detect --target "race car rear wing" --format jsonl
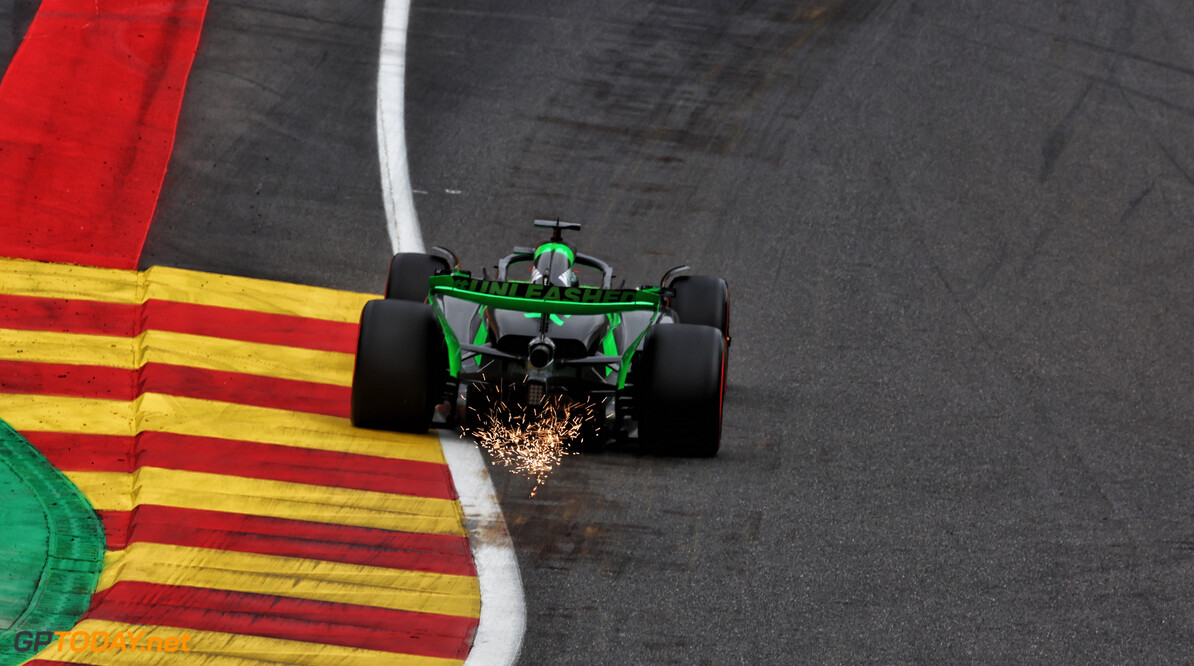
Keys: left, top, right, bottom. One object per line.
{"left": 427, "top": 272, "right": 665, "bottom": 383}
{"left": 427, "top": 273, "right": 662, "bottom": 315}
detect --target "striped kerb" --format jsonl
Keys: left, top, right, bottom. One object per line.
{"left": 0, "top": 257, "right": 479, "bottom": 665}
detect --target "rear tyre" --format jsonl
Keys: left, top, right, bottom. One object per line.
{"left": 668, "top": 275, "right": 729, "bottom": 338}
{"left": 386, "top": 253, "right": 450, "bottom": 302}
{"left": 637, "top": 324, "right": 726, "bottom": 457}
{"left": 351, "top": 299, "right": 447, "bottom": 432}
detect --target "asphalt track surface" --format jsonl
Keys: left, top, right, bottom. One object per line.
{"left": 0, "top": 1, "right": 35, "bottom": 78}
{"left": 8, "top": 0, "right": 1194, "bottom": 663}
{"left": 140, "top": 0, "right": 395, "bottom": 290}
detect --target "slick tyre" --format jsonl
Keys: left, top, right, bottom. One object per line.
{"left": 385, "top": 253, "right": 450, "bottom": 302}
{"left": 637, "top": 323, "right": 726, "bottom": 457}
{"left": 668, "top": 275, "right": 729, "bottom": 337}
{"left": 351, "top": 299, "right": 446, "bottom": 432}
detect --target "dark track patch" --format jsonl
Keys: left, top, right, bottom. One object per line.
{"left": 0, "top": 0, "right": 39, "bottom": 81}
{"left": 140, "top": 0, "right": 393, "bottom": 292}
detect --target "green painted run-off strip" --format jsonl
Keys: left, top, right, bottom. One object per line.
{"left": 0, "top": 419, "right": 104, "bottom": 665}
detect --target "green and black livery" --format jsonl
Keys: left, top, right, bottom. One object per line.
{"left": 350, "top": 219, "right": 730, "bottom": 456}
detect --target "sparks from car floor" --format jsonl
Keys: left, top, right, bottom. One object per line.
{"left": 464, "top": 379, "right": 599, "bottom": 495}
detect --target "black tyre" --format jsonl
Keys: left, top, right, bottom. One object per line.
{"left": 669, "top": 275, "right": 729, "bottom": 338}
{"left": 351, "top": 299, "right": 447, "bottom": 432}
{"left": 636, "top": 323, "right": 726, "bottom": 456}
{"left": 385, "top": 253, "right": 450, "bottom": 302}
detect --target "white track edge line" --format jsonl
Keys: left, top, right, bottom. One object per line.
{"left": 377, "top": 2, "right": 526, "bottom": 664}
{"left": 378, "top": 0, "right": 424, "bottom": 253}
{"left": 440, "top": 433, "right": 527, "bottom": 666}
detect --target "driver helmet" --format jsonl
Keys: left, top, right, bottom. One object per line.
{"left": 531, "top": 243, "right": 578, "bottom": 287}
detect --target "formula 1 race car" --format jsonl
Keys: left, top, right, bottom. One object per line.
{"left": 350, "top": 219, "right": 730, "bottom": 456}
